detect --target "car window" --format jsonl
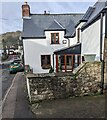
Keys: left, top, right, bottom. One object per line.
{"left": 14, "top": 62, "right": 18, "bottom": 65}
{"left": 13, "top": 60, "right": 21, "bottom": 63}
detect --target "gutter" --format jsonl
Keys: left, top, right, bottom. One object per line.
{"left": 22, "top": 36, "right": 46, "bottom": 39}
{"left": 81, "top": 7, "right": 107, "bottom": 32}
{"left": 81, "top": 14, "right": 100, "bottom": 31}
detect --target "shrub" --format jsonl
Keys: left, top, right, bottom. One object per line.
{"left": 49, "top": 66, "right": 54, "bottom": 73}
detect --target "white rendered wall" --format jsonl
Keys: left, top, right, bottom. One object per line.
{"left": 70, "top": 22, "right": 85, "bottom": 46}
{"left": 23, "top": 31, "right": 69, "bottom": 73}
{"left": 81, "top": 16, "right": 105, "bottom": 61}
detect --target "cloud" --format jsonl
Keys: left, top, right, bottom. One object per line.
{"left": 1, "top": 0, "right": 98, "bottom": 2}
{"left": 0, "top": 1, "right": 97, "bottom": 34}
{"left": 30, "top": 2, "right": 95, "bottom": 14}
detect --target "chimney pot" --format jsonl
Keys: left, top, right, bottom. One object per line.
{"left": 24, "top": 1, "right": 27, "bottom": 4}
{"left": 44, "top": 11, "right": 46, "bottom": 14}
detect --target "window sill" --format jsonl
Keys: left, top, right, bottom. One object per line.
{"left": 50, "top": 43, "right": 60, "bottom": 45}
{"left": 41, "top": 65, "right": 51, "bottom": 69}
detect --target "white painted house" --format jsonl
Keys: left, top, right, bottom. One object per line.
{"left": 80, "top": 1, "right": 107, "bottom": 61}
{"left": 22, "top": 2, "right": 84, "bottom": 73}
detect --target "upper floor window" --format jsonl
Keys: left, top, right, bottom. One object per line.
{"left": 51, "top": 33, "right": 59, "bottom": 44}
{"left": 77, "top": 28, "right": 80, "bottom": 43}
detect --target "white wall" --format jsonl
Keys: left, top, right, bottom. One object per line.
{"left": 81, "top": 15, "right": 105, "bottom": 61}
{"left": 23, "top": 30, "right": 70, "bottom": 73}
{"left": 70, "top": 22, "right": 85, "bottom": 46}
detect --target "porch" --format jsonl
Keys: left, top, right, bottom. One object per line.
{"left": 54, "top": 43, "right": 81, "bottom": 72}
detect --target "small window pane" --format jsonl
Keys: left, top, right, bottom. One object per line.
{"left": 51, "top": 34, "right": 54, "bottom": 44}
{"left": 75, "top": 55, "right": 78, "bottom": 63}
{"left": 60, "top": 55, "right": 64, "bottom": 65}
{"left": 56, "top": 33, "right": 59, "bottom": 43}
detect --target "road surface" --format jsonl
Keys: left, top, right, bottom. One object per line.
{"left": 2, "top": 72, "right": 36, "bottom": 118}
{"left": 2, "top": 65, "right": 15, "bottom": 99}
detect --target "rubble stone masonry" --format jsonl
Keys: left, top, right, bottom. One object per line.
{"left": 104, "top": 38, "right": 107, "bottom": 87}
{"left": 27, "top": 62, "right": 104, "bottom": 103}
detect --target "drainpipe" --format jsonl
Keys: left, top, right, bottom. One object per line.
{"left": 100, "top": 12, "right": 104, "bottom": 94}
{"left": 100, "top": 12, "right": 103, "bottom": 61}
{"left": 67, "top": 38, "right": 70, "bottom": 47}
{"left": 52, "top": 54, "right": 54, "bottom": 71}
{"left": 105, "top": 9, "right": 107, "bottom": 38}
{"left": 104, "top": 9, "right": 107, "bottom": 90}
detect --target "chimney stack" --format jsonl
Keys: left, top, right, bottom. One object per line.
{"left": 22, "top": 2, "right": 30, "bottom": 18}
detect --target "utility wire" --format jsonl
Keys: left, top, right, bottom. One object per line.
{"left": 0, "top": 18, "right": 22, "bottom": 20}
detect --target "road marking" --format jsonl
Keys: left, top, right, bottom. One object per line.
{"left": 2, "top": 73, "right": 17, "bottom": 109}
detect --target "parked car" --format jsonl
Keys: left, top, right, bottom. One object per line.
{"left": 9, "top": 59, "right": 24, "bottom": 74}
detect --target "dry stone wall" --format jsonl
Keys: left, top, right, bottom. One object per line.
{"left": 27, "top": 62, "right": 103, "bottom": 103}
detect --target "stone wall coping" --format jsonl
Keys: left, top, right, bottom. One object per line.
{"left": 73, "top": 61, "right": 101, "bottom": 75}
{"left": 73, "top": 62, "right": 86, "bottom": 75}
{"left": 26, "top": 61, "right": 101, "bottom": 79}
{"left": 26, "top": 73, "right": 55, "bottom": 78}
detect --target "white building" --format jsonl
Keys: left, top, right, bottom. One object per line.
{"left": 22, "top": 2, "right": 84, "bottom": 73}
{"left": 80, "top": 1, "right": 107, "bottom": 61}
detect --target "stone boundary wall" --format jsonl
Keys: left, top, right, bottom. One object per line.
{"left": 27, "top": 62, "right": 102, "bottom": 103}
{"left": 104, "top": 38, "right": 107, "bottom": 87}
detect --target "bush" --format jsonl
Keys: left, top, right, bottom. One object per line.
{"left": 49, "top": 66, "right": 54, "bottom": 73}
{"left": 1, "top": 54, "right": 8, "bottom": 61}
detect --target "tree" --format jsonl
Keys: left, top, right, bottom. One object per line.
{"left": 2, "top": 39, "right": 7, "bottom": 55}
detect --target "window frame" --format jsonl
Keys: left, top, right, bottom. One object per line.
{"left": 51, "top": 33, "right": 59, "bottom": 44}
{"left": 41, "top": 55, "right": 51, "bottom": 69}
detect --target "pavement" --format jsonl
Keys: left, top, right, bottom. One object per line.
{"left": 1, "top": 71, "right": 106, "bottom": 119}
{"left": 2, "top": 72, "right": 36, "bottom": 118}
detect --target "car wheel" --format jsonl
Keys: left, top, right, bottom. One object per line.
{"left": 10, "top": 71, "right": 12, "bottom": 74}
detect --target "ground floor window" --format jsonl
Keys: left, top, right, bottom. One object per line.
{"left": 74, "top": 55, "right": 81, "bottom": 68}
{"left": 60, "top": 55, "right": 72, "bottom": 70}
{"left": 41, "top": 55, "right": 51, "bottom": 69}
{"left": 56, "top": 54, "right": 81, "bottom": 72}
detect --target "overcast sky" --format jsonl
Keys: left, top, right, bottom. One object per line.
{"left": 0, "top": 1, "right": 98, "bottom": 34}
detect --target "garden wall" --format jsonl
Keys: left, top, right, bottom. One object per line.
{"left": 26, "top": 62, "right": 104, "bottom": 103}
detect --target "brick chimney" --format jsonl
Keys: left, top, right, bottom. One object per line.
{"left": 22, "top": 2, "right": 30, "bottom": 17}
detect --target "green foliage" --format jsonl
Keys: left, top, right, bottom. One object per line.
{"left": 0, "top": 31, "right": 22, "bottom": 49}
{"left": 1, "top": 53, "right": 8, "bottom": 61}
{"left": 49, "top": 66, "right": 54, "bottom": 73}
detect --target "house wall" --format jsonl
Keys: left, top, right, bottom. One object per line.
{"left": 70, "top": 22, "right": 85, "bottom": 46}
{"left": 23, "top": 31, "right": 69, "bottom": 73}
{"left": 81, "top": 16, "right": 105, "bottom": 61}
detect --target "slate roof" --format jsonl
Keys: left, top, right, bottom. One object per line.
{"left": 81, "top": 0, "right": 107, "bottom": 30}
{"left": 45, "top": 19, "right": 65, "bottom": 31}
{"left": 81, "top": 7, "right": 95, "bottom": 21}
{"left": 75, "top": 7, "right": 95, "bottom": 27}
{"left": 54, "top": 43, "right": 81, "bottom": 55}
{"left": 22, "top": 14, "right": 83, "bottom": 38}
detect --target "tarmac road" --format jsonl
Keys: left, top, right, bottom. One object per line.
{"left": 2, "top": 65, "right": 15, "bottom": 99}
{"left": 2, "top": 72, "right": 36, "bottom": 118}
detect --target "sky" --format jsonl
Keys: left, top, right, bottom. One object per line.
{"left": 0, "top": 0, "right": 98, "bottom": 34}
